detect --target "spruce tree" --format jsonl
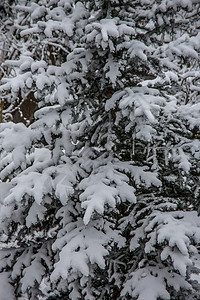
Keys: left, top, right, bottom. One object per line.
{"left": 0, "top": 0, "right": 200, "bottom": 299}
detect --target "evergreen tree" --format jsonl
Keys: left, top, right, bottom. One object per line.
{"left": 0, "top": 0, "right": 200, "bottom": 299}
